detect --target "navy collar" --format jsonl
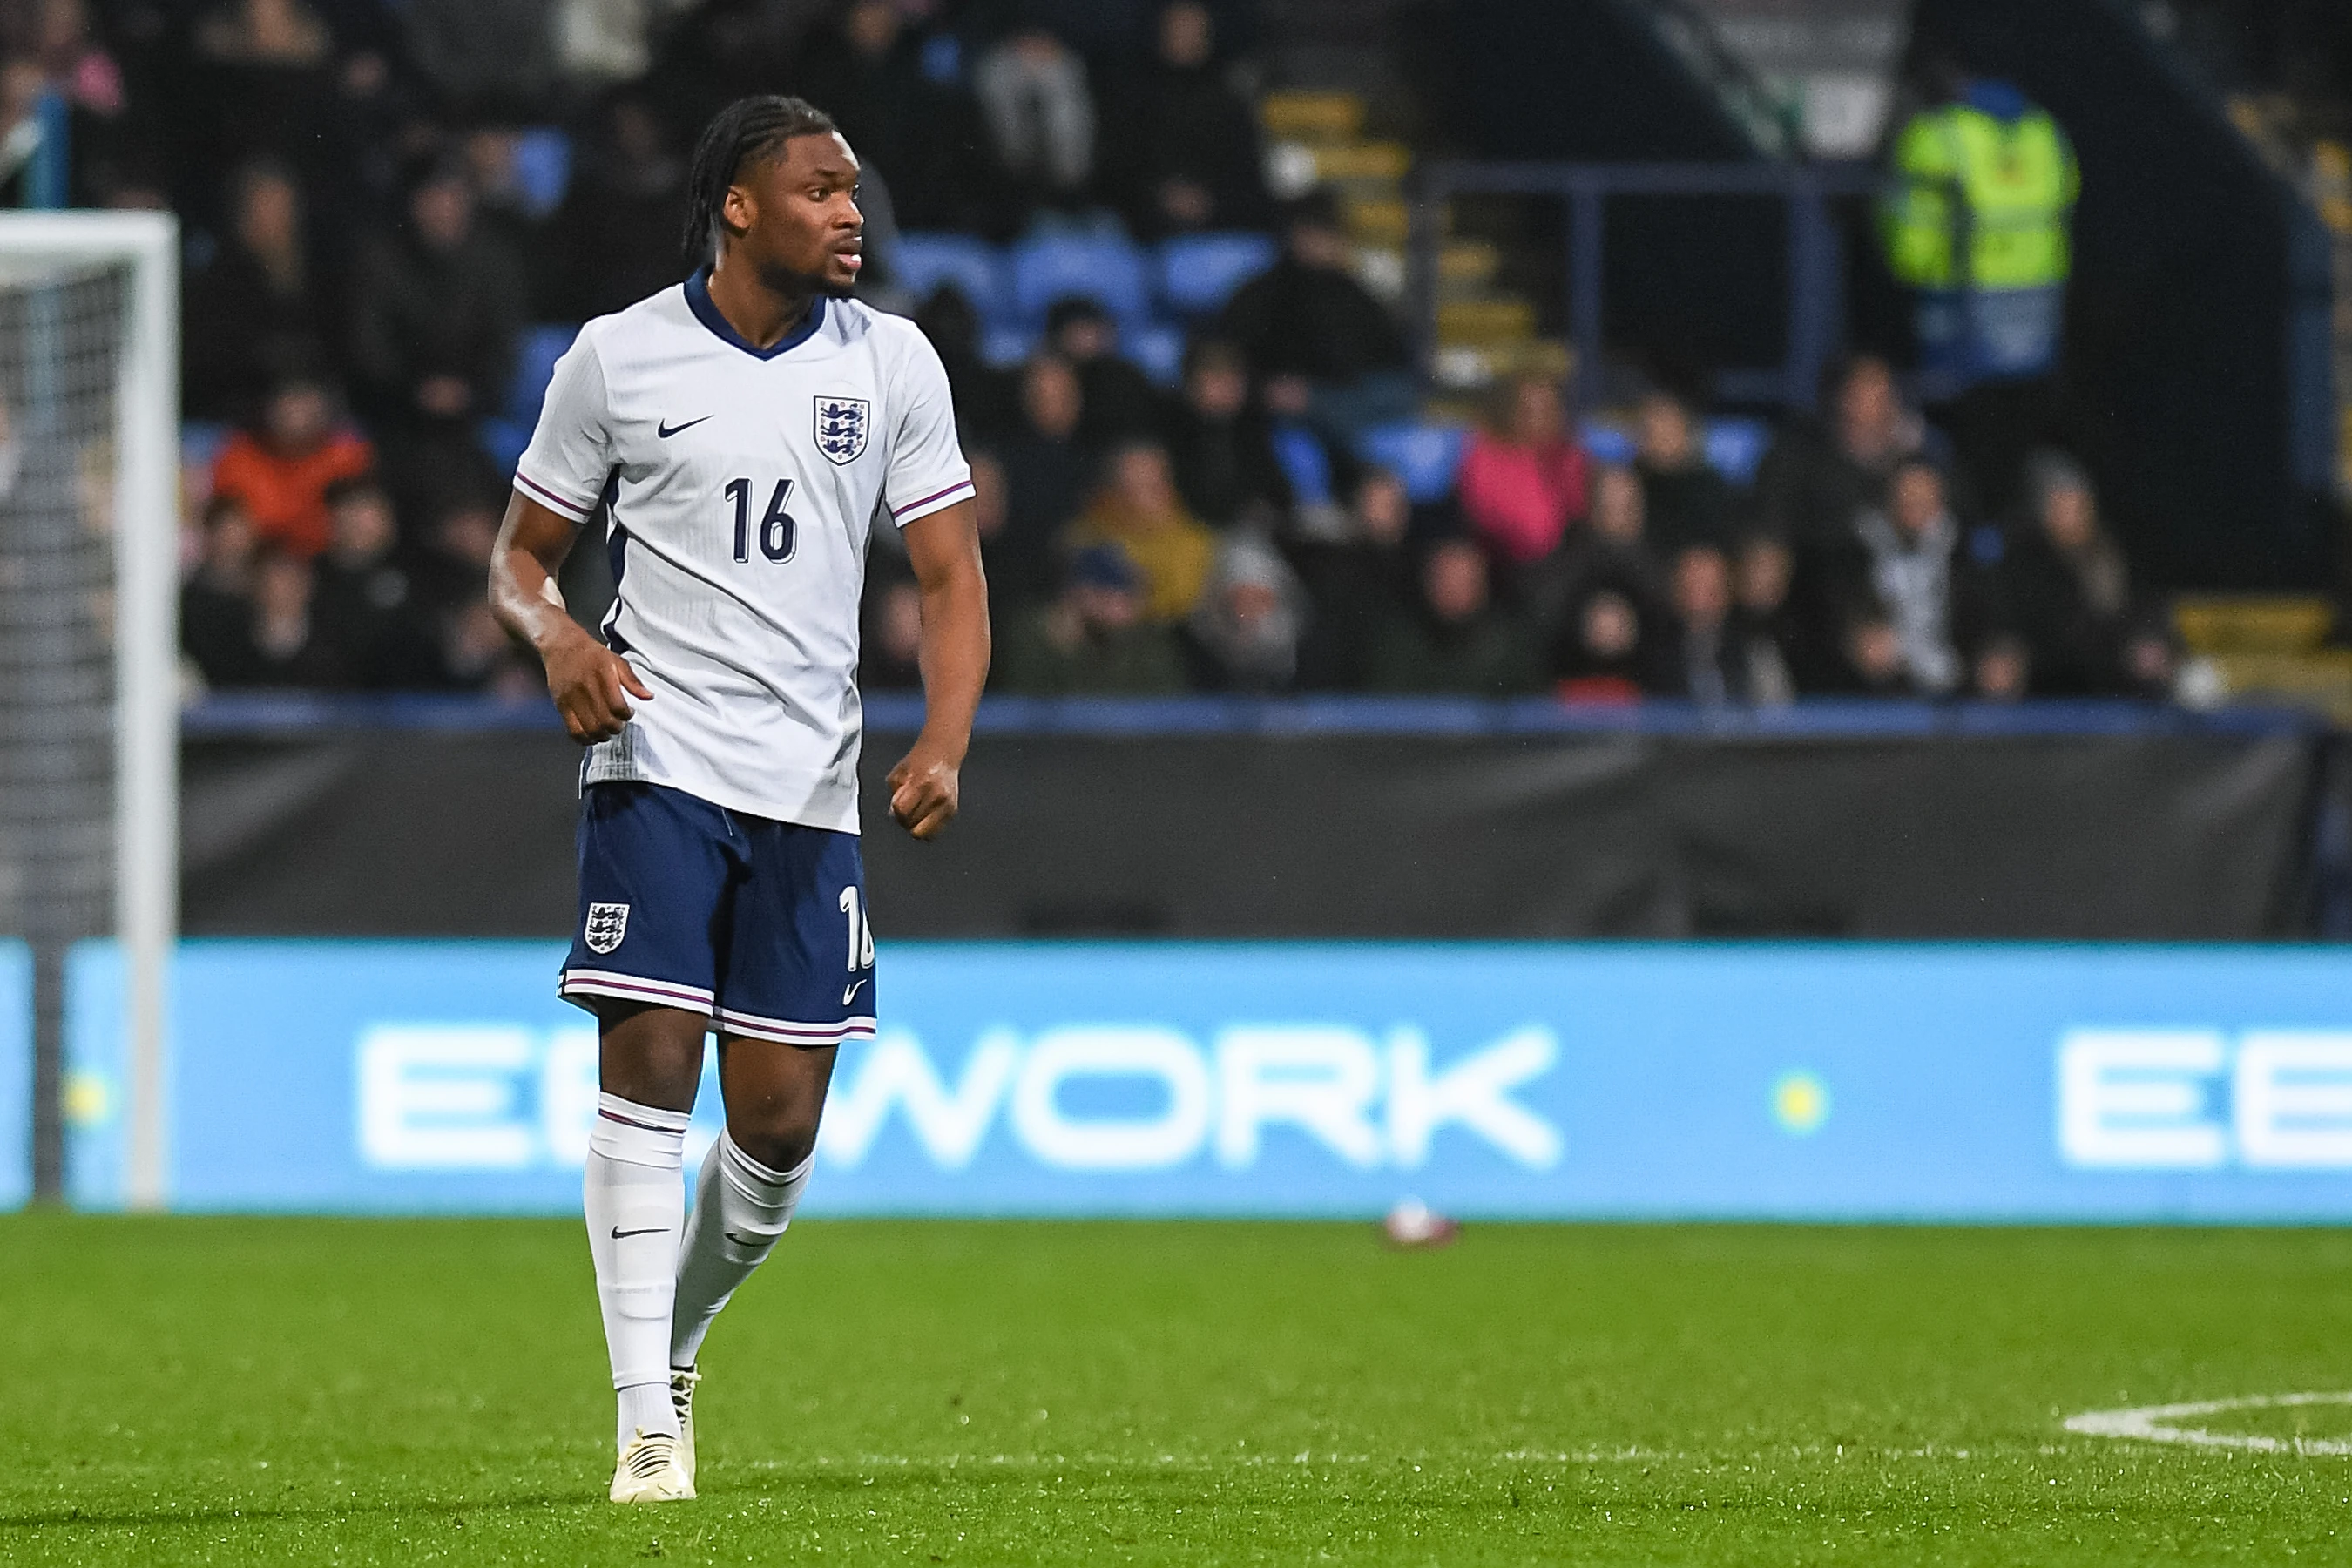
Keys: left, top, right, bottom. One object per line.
{"left": 684, "top": 267, "right": 828, "bottom": 360}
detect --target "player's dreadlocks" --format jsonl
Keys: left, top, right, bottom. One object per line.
{"left": 682, "top": 95, "right": 840, "bottom": 267}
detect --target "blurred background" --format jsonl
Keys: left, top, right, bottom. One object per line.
{"left": 9, "top": 0, "right": 2352, "bottom": 1218}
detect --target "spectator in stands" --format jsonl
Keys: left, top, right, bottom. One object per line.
{"left": 972, "top": 16, "right": 1095, "bottom": 219}
{"left": 860, "top": 572, "right": 927, "bottom": 691}
{"left": 240, "top": 542, "right": 341, "bottom": 686}
{"left": 1186, "top": 530, "right": 1306, "bottom": 692}
{"left": 408, "top": 490, "right": 503, "bottom": 625}
{"left": 1292, "top": 465, "right": 1414, "bottom": 689}
{"left": 350, "top": 158, "right": 526, "bottom": 504}
{"left": 642, "top": 0, "right": 810, "bottom": 153}
{"left": 1554, "top": 463, "right": 1666, "bottom": 611}
{"left": 2000, "top": 450, "right": 2175, "bottom": 697}
{"left": 187, "top": 0, "right": 338, "bottom": 189}
{"left": 1633, "top": 388, "right": 1731, "bottom": 558}
{"left": 1846, "top": 456, "right": 2000, "bottom": 696}
{"left": 312, "top": 476, "right": 438, "bottom": 687}
{"left": 1260, "top": 371, "right": 1354, "bottom": 539}
{"left": 995, "top": 354, "right": 1094, "bottom": 608}
{"left": 183, "top": 159, "right": 328, "bottom": 421}
{"left": 1105, "top": 0, "right": 1271, "bottom": 239}
{"left": 997, "top": 543, "right": 1187, "bottom": 695}
{"left": 798, "top": 0, "right": 972, "bottom": 231}
{"left": 1754, "top": 355, "right": 1943, "bottom": 547}
{"left": 1217, "top": 188, "right": 1414, "bottom": 436}
{"left": 1458, "top": 374, "right": 1591, "bottom": 580}
{"left": 1368, "top": 537, "right": 1541, "bottom": 696}
{"left": 1657, "top": 544, "right": 1766, "bottom": 704}
{"left": 1064, "top": 440, "right": 1217, "bottom": 622}
{"left": 1727, "top": 534, "right": 1801, "bottom": 703}
{"left": 352, "top": 159, "right": 526, "bottom": 425}
{"left": 180, "top": 493, "right": 260, "bottom": 687}
{"left": 1550, "top": 584, "right": 1659, "bottom": 704}
{"left": 1046, "top": 296, "right": 1163, "bottom": 445}
{"left": 402, "top": 0, "right": 558, "bottom": 118}
{"left": 551, "top": 0, "right": 679, "bottom": 86}
{"left": 208, "top": 375, "right": 375, "bottom": 558}
{"left": 461, "top": 124, "right": 554, "bottom": 311}
{"left": 1163, "top": 337, "right": 1288, "bottom": 531}
{"left": 551, "top": 93, "right": 693, "bottom": 321}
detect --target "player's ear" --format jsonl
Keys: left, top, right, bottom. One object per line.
{"left": 720, "top": 181, "right": 757, "bottom": 240}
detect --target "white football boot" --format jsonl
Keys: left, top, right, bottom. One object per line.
{"left": 670, "top": 1366, "right": 702, "bottom": 1487}
{"left": 609, "top": 1429, "right": 695, "bottom": 1504}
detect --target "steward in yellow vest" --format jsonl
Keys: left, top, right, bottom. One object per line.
{"left": 1882, "top": 79, "right": 2078, "bottom": 386}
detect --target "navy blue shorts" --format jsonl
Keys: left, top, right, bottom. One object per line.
{"left": 558, "top": 782, "right": 876, "bottom": 1047}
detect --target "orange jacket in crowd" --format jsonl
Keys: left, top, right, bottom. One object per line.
{"left": 208, "top": 428, "right": 375, "bottom": 558}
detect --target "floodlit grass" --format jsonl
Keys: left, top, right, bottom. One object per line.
{"left": 6, "top": 1215, "right": 2352, "bottom": 1564}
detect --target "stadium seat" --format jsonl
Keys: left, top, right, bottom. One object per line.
{"left": 507, "top": 324, "right": 579, "bottom": 423}
{"left": 1701, "top": 416, "right": 1772, "bottom": 486}
{"left": 891, "top": 233, "right": 1008, "bottom": 320}
{"left": 1008, "top": 233, "right": 1151, "bottom": 328}
{"left": 982, "top": 322, "right": 1038, "bottom": 368}
{"left": 511, "top": 129, "right": 572, "bottom": 218}
{"left": 1157, "top": 233, "right": 1277, "bottom": 319}
{"left": 1123, "top": 321, "right": 1186, "bottom": 386}
{"left": 1356, "top": 420, "right": 1468, "bottom": 504}
{"left": 1578, "top": 422, "right": 1635, "bottom": 466}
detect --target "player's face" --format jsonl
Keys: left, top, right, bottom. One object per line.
{"left": 727, "top": 132, "right": 864, "bottom": 296}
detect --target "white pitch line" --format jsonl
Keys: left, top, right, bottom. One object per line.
{"left": 2065, "top": 1390, "right": 2352, "bottom": 1455}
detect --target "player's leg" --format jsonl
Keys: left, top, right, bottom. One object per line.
{"left": 558, "top": 782, "right": 739, "bottom": 1497}
{"left": 670, "top": 1038, "right": 835, "bottom": 1379}
{"left": 671, "top": 820, "right": 873, "bottom": 1387}
{"left": 584, "top": 1002, "right": 705, "bottom": 1450}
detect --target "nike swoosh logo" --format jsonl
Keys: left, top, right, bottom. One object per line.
{"left": 610, "top": 1226, "right": 667, "bottom": 1239}
{"left": 842, "top": 978, "right": 868, "bottom": 1005}
{"left": 657, "top": 416, "right": 712, "bottom": 438}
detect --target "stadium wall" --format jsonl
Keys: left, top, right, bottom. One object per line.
{"left": 48, "top": 938, "right": 2352, "bottom": 1222}
{"left": 179, "top": 703, "right": 2322, "bottom": 940}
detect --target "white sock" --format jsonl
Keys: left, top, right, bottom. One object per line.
{"left": 669, "top": 1131, "right": 811, "bottom": 1371}
{"left": 584, "top": 1092, "right": 689, "bottom": 1451}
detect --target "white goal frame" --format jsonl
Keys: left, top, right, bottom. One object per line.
{"left": 0, "top": 212, "right": 179, "bottom": 1208}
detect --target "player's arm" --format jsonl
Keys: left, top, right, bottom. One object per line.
{"left": 886, "top": 497, "right": 989, "bottom": 841}
{"left": 487, "top": 491, "right": 652, "bottom": 745}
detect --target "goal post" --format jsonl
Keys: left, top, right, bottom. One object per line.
{"left": 0, "top": 212, "right": 179, "bottom": 1208}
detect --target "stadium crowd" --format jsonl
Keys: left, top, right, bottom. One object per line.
{"left": 0, "top": 0, "right": 2178, "bottom": 703}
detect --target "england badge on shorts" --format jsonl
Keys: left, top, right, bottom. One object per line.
{"left": 584, "top": 902, "right": 630, "bottom": 954}
{"left": 814, "top": 396, "right": 868, "bottom": 465}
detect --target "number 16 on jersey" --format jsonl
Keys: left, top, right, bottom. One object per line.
{"left": 727, "top": 477, "right": 797, "bottom": 564}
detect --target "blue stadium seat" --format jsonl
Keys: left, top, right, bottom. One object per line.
{"left": 1356, "top": 420, "right": 1468, "bottom": 504}
{"left": 1008, "top": 233, "right": 1151, "bottom": 327}
{"left": 507, "top": 323, "right": 578, "bottom": 423}
{"left": 982, "top": 322, "right": 1039, "bottom": 368}
{"left": 1157, "top": 233, "right": 1276, "bottom": 319}
{"left": 511, "top": 128, "right": 572, "bottom": 218}
{"left": 1578, "top": 422, "right": 1636, "bottom": 465}
{"left": 1701, "top": 416, "right": 1772, "bottom": 486}
{"left": 1122, "top": 321, "right": 1186, "bottom": 386}
{"left": 892, "top": 233, "right": 1008, "bottom": 320}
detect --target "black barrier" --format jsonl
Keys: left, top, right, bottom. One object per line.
{"left": 177, "top": 696, "right": 2332, "bottom": 941}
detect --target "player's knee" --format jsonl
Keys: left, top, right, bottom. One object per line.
{"left": 727, "top": 1111, "right": 821, "bottom": 1175}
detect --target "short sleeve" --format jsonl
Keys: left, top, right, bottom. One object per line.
{"left": 881, "top": 328, "right": 974, "bottom": 528}
{"left": 513, "top": 332, "right": 613, "bottom": 524}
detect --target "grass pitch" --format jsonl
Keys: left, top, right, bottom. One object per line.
{"left": 6, "top": 1216, "right": 2352, "bottom": 1564}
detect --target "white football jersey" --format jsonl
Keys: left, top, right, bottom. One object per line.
{"left": 515, "top": 271, "right": 973, "bottom": 833}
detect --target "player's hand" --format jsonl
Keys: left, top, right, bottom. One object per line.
{"left": 542, "top": 625, "right": 651, "bottom": 745}
{"left": 886, "top": 745, "right": 961, "bottom": 841}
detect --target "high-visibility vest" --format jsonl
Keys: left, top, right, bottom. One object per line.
{"left": 1882, "top": 101, "right": 2079, "bottom": 291}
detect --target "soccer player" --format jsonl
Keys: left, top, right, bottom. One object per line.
{"left": 486, "top": 95, "right": 988, "bottom": 1504}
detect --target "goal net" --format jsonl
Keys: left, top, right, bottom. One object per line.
{"left": 0, "top": 213, "right": 178, "bottom": 1208}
